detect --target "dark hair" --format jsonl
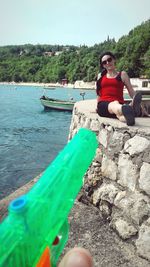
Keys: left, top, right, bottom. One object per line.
{"left": 99, "top": 51, "right": 116, "bottom": 69}
{"left": 96, "top": 51, "right": 116, "bottom": 95}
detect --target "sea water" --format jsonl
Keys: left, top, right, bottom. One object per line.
{"left": 0, "top": 84, "right": 96, "bottom": 199}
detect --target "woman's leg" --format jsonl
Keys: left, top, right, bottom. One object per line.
{"left": 108, "top": 101, "right": 124, "bottom": 120}
{"left": 130, "top": 92, "right": 142, "bottom": 117}
{"left": 97, "top": 101, "right": 116, "bottom": 118}
{"left": 108, "top": 101, "right": 135, "bottom": 125}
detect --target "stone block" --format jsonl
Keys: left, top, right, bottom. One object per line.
{"left": 114, "top": 191, "right": 150, "bottom": 225}
{"left": 114, "top": 218, "right": 138, "bottom": 239}
{"left": 98, "top": 128, "right": 108, "bottom": 148}
{"left": 139, "top": 162, "right": 150, "bottom": 195}
{"left": 93, "top": 183, "right": 119, "bottom": 205}
{"left": 118, "top": 154, "right": 139, "bottom": 191}
{"left": 124, "top": 136, "right": 150, "bottom": 156}
{"left": 109, "top": 131, "right": 124, "bottom": 154}
{"left": 83, "top": 117, "right": 91, "bottom": 129}
{"left": 101, "top": 155, "right": 117, "bottom": 180}
{"left": 136, "top": 220, "right": 150, "bottom": 261}
{"left": 90, "top": 119, "right": 99, "bottom": 131}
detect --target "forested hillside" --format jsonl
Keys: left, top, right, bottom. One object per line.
{"left": 0, "top": 19, "right": 149, "bottom": 83}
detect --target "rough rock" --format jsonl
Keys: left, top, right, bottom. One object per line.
{"left": 113, "top": 218, "right": 138, "bottom": 240}
{"left": 136, "top": 219, "right": 150, "bottom": 261}
{"left": 63, "top": 201, "right": 150, "bottom": 267}
{"left": 139, "top": 162, "right": 150, "bottom": 195}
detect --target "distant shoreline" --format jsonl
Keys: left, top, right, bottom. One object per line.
{"left": 0, "top": 81, "right": 96, "bottom": 90}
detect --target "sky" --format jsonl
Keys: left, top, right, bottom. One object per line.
{"left": 0, "top": 0, "right": 150, "bottom": 47}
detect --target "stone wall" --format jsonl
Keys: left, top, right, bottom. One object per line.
{"left": 69, "top": 99, "right": 150, "bottom": 262}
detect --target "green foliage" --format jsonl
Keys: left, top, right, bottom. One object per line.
{"left": 0, "top": 20, "right": 149, "bottom": 83}
{"left": 114, "top": 19, "right": 150, "bottom": 77}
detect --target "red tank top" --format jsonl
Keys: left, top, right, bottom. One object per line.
{"left": 97, "top": 74, "right": 124, "bottom": 104}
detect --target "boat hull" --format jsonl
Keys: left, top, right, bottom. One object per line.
{"left": 40, "top": 98, "right": 75, "bottom": 111}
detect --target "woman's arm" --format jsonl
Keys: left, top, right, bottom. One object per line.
{"left": 121, "top": 71, "right": 135, "bottom": 98}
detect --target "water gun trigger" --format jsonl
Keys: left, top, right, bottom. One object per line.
{"left": 36, "top": 247, "right": 51, "bottom": 267}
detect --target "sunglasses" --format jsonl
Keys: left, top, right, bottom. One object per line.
{"left": 102, "top": 57, "right": 113, "bottom": 65}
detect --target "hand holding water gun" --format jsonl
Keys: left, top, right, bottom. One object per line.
{"left": 0, "top": 128, "right": 98, "bottom": 267}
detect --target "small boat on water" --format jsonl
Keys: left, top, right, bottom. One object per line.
{"left": 40, "top": 95, "right": 75, "bottom": 112}
{"left": 43, "top": 86, "right": 56, "bottom": 90}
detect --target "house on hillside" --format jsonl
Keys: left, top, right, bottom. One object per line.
{"left": 130, "top": 78, "right": 150, "bottom": 89}
{"left": 55, "top": 51, "right": 63, "bottom": 56}
{"left": 61, "top": 78, "right": 68, "bottom": 86}
{"left": 43, "top": 51, "right": 54, "bottom": 57}
{"left": 43, "top": 51, "right": 63, "bottom": 57}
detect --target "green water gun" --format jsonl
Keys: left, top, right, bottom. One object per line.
{"left": 0, "top": 128, "right": 98, "bottom": 267}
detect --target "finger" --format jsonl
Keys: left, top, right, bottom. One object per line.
{"left": 58, "top": 247, "right": 93, "bottom": 267}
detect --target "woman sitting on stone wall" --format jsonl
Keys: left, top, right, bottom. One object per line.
{"left": 96, "top": 51, "right": 142, "bottom": 126}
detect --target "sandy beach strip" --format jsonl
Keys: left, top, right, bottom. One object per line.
{"left": 0, "top": 81, "right": 96, "bottom": 90}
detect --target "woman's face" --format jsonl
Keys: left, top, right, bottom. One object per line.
{"left": 101, "top": 55, "right": 115, "bottom": 70}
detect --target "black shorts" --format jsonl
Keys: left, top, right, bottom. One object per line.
{"left": 97, "top": 101, "right": 116, "bottom": 118}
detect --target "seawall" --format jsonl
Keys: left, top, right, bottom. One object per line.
{"left": 69, "top": 99, "right": 150, "bottom": 262}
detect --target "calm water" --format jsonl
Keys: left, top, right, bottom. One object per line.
{"left": 0, "top": 84, "right": 96, "bottom": 199}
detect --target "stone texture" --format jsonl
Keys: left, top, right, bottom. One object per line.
{"left": 93, "top": 184, "right": 119, "bottom": 205}
{"left": 124, "top": 135, "right": 150, "bottom": 156}
{"left": 69, "top": 99, "right": 150, "bottom": 264}
{"left": 98, "top": 128, "right": 108, "bottom": 148}
{"left": 114, "top": 191, "right": 150, "bottom": 225}
{"left": 136, "top": 219, "right": 150, "bottom": 261}
{"left": 109, "top": 131, "right": 125, "bottom": 154}
{"left": 139, "top": 162, "right": 150, "bottom": 195}
{"left": 114, "top": 218, "right": 138, "bottom": 239}
{"left": 101, "top": 155, "right": 117, "bottom": 180}
{"left": 94, "top": 147, "right": 103, "bottom": 163}
{"left": 90, "top": 119, "right": 99, "bottom": 132}
{"left": 66, "top": 201, "right": 150, "bottom": 267}
{"left": 118, "top": 154, "right": 139, "bottom": 191}
{"left": 83, "top": 117, "right": 91, "bottom": 129}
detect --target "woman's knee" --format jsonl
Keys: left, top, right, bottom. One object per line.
{"left": 108, "top": 101, "right": 122, "bottom": 115}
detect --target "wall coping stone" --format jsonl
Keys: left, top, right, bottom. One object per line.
{"left": 74, "top": 99, "right": 150, "bottom": 134}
